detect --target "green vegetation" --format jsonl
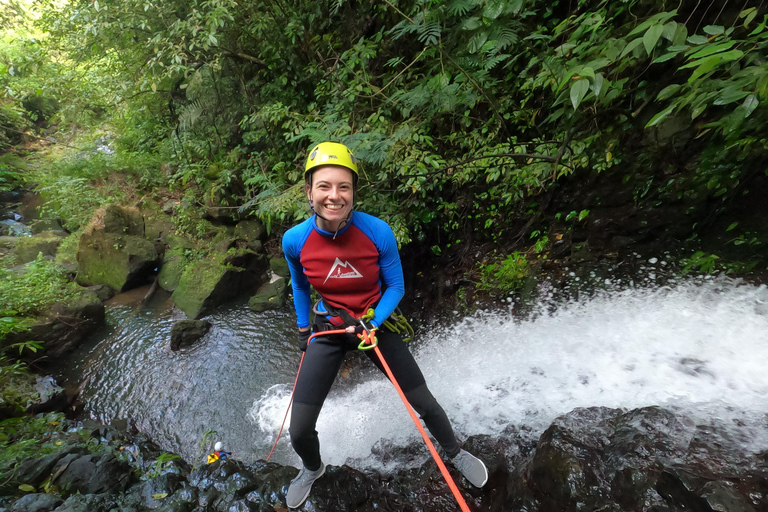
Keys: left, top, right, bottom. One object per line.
{"left": 478, "top": 251, "right": 530, "bottom": 295}
{"left": 0, "top": 254, "right": 80, "bottom": 318}
{"left": 0, "top": 0, "right": 757, "bottom": 252}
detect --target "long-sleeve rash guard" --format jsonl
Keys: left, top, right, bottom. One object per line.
{"left": 282, "top": 211, "right": 405, "bottom": 329}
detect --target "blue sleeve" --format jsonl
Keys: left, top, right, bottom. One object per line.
{"left": 282, "top": 220, "right": 313, "bottom": 329}
{"left": 356, "top": 213, "right": 405, "bottom": 328}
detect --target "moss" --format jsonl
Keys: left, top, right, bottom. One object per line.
{"left": 53, "top": 233, "right": 79, "bottom": 268}
{"left": 14, "top": 232, "right": 66, "bottom": 264}
{"left": 171, "top": 258, "right": 228, "bottom": 318}
{"left": 75, "top": 231, "right": 158, "bottom": 290}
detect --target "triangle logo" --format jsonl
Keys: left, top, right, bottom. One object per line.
{"left": 324, "top": 257, "right": 363, "bottom": 283}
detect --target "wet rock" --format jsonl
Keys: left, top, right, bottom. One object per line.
{"left": 53, "top": 452, "right": 133, "bottom": 495}
{"left": 171, "top": 250, "right": 269, "bottom": 319}
{"left": 123, "top": 473, "right": 187, "bottom": 509}
{"left": 25, "top": 376, "right": 68, "bottom": 415}
{"left": 51, "top": 494, "right": 118, "bottom": 512}
{"left": 170, "top": 320, "right": 212, "bottom": 350}
{"left": 2, "top": 291, "right": 105, "bottom": 358}
{"left": 9, "top": 493, "right": 62, "bottom": 512}
{"left": 157, "top": 233, "right": 196, "bottom": 292}
{"left": 248, "top": 278, "right": 288, "bottom": 312}
{"left": 0, "top": 448, "right": 88, "bottom": 495}
{"left": 85, "top": 284, "right": 115, "bottom": 301}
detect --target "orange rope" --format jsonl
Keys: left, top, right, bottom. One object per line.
{"left": 265, "top": 351, "right": 304, "bottom": 462}
{"left": 371, "top": 342, "right": 473, "bottom": 512}
{"left": 265, "top": 330, "right": 347, "bottom": 462}
{"left": 267, "top": 329, "right": 473, "bottom": 512}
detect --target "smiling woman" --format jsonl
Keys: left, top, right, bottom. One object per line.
{"left": 279, "top": 141, "right": 488, "bottom": 509}
{"left": 306, "top": 166, "right": 354, "bottom": 233}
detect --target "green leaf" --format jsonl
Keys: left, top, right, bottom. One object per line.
{"left": 483, "top": 0, "right": 504, "bottom": 20}
{"left": 656, "top": 84, "right": 681, "bottom": 100}
{"left": 687, "top": 41, "right": 736, "bottom": 60}
{"left": 593, "top": 73, "right": 604, "bottom": 97}
{"left": 627, "top": 10, "right": 678, "bottom": 37}
{"left": 687, "top": 35, "right": 709, "bottom": 45}
{"left": 713, "top": 88, "right": 749, "bottom": 105}
{"left": 680, "top": 50, "right": 744, "bottom": 81}
{"left": 18, "top": 484, "right": 35, "bottom": 492}
{"left": 645, "top": 104, "right": 676, "bottom": 128}
{"left": 743, "top": 9, "right": 758, "bottom": 28}
{"left": 703, "top": 25, "right": 724, "bottom": 35}
{"left": 662, "top": 21, "right": 678, "bottom": 42}
{"left": 653, "top": 52, "right": 680, "bottom": 63}
{"left": 620, "top": 38, "right": 644, "bottom": 58}
{"left": 740, "top": 94, "right": 759, "bottom": 118}
{"left": 570, "top": 78, "right": 590, "bottom": 109}
{"left": 726, "top": 222, "right": 739, "bottom": 231}
{"left": 643, "top": 24, "right": 664, "bottom": 54}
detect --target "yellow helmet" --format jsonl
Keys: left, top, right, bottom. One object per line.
{"left": 304, "top": 142, "right": 358, "bottom": 180}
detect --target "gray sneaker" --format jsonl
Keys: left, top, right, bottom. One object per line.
{"left": 286, "top": 463, "right": 326, "bottom": 509}
{"left": 452, "top": 449, "right": 488, "bottom": 487}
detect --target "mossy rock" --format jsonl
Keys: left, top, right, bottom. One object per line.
{"left": 157, "top": 233, "right": 197, "bottom": 292}
{"left": 54, "top": 233, "right": 80, "bottom": 270}
{"left": 76, "top": 230, "right": 159, "bottom": 291}
{"left": 98, "top": 204, "right": 145, "bottom": 236}
{"left": 30, "top": 218, "right": 65, "bottom": 234}
{"left": 234, "top": 220, "right": 266, "bottom": 251}
{"left": 171, "top": 250, "right": 268, "bottom": 319}
{"left": 248, "top": 278, "right": 289, "bottom": 312}
{"left": 269, "top": 257, "right": 290, "bottom": 278}
{"left": 15, "top": 231, "right": 67, "bottom": 263}
{"left": 144, "top": 217, "right": 176, "bottom": 245}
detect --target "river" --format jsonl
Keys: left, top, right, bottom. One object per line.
{"left": 63, "top": 271, "right": 768, "bottom": 474}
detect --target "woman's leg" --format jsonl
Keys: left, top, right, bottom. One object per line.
{"left": 364, "top": 330, "right": 461, "bottom": 457}
{"left": 290, "top": 335, "right": 347, "bottom": 470}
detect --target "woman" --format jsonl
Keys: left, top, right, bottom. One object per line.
{"left": 282, "top": 142, "right": 487, "bottom": 509}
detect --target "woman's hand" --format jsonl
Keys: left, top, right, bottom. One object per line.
{"left": 297, "top": 329, "right": 311, "bottom": 351}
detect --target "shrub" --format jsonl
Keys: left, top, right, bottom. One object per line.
{"left": 478, "top": 252, "right": 530, "bottom": 296}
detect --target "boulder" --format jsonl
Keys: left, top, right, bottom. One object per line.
{"left": 75, "top": 204, "right": 159, "bottom": 292}
{"left": 15, "top": 231, "right": 67, "bottom": 263}
{"left": 53, "top": 452, "right": 133, "bottom": 495}
{"left": 233, "top": 220, "right": 265, "bottom": 252}
{"left": 26, "top": 376, "right": 68, "bottom": 415}
{"left": 98, "top": 204, "right": 145, "bottom": 237}
{"left": 76, "top": 230, "right": 159, "bottom": 291}
{"left": 9, "top": 492, "right": 63, "bottom": 512}
{"left": 1, "top": 291, "right": 105, "bottom": 358}
{"left": 171, "top": 250, "right": 269, "bottom": 319}
{"left": 170, "top": 320, "right": 212, "bottom": 351}
{"left": 29, "top": 219, "right": 65, "bottom": 235}
{"left": 248, "top": 278, "right": 289, "bottom": 312}
{"left": 269, "top": 256, "right": 290, "bottom": 278}
{"left": 157, "top": 233, "right": 196, "bottom": 292}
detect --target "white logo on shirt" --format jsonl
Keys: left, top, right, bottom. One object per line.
{"left": 324, "top": 258, "right": 363, "bottom": 283}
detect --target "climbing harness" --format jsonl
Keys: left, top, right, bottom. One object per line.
{"left": 267, "top": 325, "right": 473, "bottom": 512}
{"left": 313, "top": 304, "right": 415, "bottom": 343}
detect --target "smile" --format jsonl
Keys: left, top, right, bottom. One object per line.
{"left": 324, "top": 204, "right": 345, "bottom": 210}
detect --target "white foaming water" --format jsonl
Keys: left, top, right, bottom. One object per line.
{"left": 249, "top": 277, "right": 768, "bottom": 470}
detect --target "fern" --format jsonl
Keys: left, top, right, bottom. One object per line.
{"left": 447, "top": 0, "right": 477, "bottom": 17}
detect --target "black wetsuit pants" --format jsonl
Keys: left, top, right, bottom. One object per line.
{"left": 289, "top": 329, "right": 461, "bottom": 471}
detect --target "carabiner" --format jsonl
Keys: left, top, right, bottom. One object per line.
{"left": 357, "top": 319, "right": 378, "bottom": 350}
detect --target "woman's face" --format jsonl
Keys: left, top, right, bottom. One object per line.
{"left": 306, "top": 165, "right": 355, "bottom": 231}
